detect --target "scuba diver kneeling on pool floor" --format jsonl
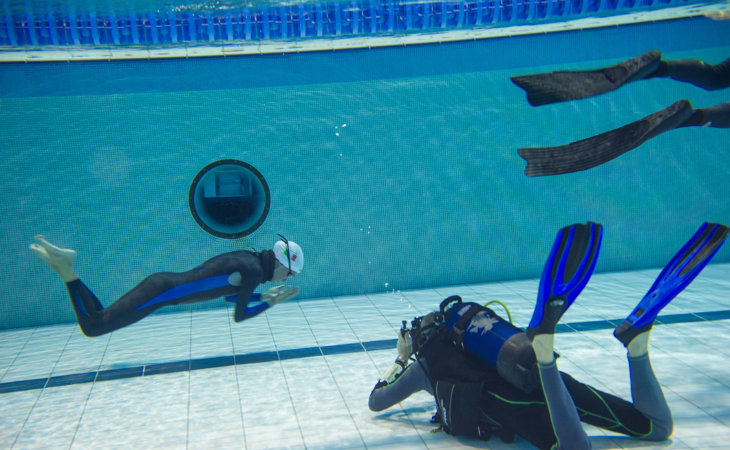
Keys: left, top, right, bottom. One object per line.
{"left": 369, "top": 221, "right": 729, "bottom": 449}
{"left": 30, "top": 234, "right": 303, "bottom": 337}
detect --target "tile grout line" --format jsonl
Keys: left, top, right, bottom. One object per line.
{"left": 10, "top": 326, "right": 74, "bottom": 448}
{"left": 0, "top": 328, "right": 35, "bottom": 383}
{"left": 264, "top": 309, "right": 307, "bottom": 448}
{"left": 224, "top": 304, "right": 248, "bottom": 449}
{"left": 297, "top": 300, "right": 368, "bottom": 448}
{"left": 69, "top": 327, "right": 114, "bottom": 449}
{"left": 185, "top": 309, "right": 193, "bottom": 450}
{"left": 332, "top": 297, "right": 381, "bottom": 368}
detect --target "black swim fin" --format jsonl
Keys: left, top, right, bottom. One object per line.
{"left": 511, "top": 50, "right": 662, "bottom": 106}
{"left": 517, "top": 99, "right": 695, "bottom": 177}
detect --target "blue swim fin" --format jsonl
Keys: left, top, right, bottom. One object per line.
{"left": 527, "top": 222, "right": 604, "bottom": 338}
{"left": 614, "top": 222, "right": 729, "bottom": 346}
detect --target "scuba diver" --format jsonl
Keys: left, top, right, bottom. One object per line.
{"left": 510, "top": 50, "right": 729, "bottom": 176}
{"left": 30, "top": 234, "right": 303, "bottom": 337}
{"left": 369, "top": 222, "right": 729, "bottom": 449}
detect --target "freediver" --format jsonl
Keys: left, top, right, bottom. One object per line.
{"left": 30, "top": 234, "right": 303, "bottom": 337}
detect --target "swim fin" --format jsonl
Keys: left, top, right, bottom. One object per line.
{"left": 614, "top": 223, "right": 729, "bottom": 346}
{"left": 517, "top": 99, "right": 694, "bottom": 177}
{"left": 527, "top": 222, "right": 603, "bottom": 339}
{"left": 511, "top": 50, "right": 662, "bottom": 106}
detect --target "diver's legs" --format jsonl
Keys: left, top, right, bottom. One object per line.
{"left": 65, "top": 279, "right": 110, "bottom": 337}
{"left": 625, "top": 337, "right": 673, "bottom": 440}
{"left": 31, "top": 235, "right": 233, "bottom": 337}
{"left": 613, "top": 326, "right": 672, "bottom": 440}
{"left": 560, "top": 372, "right": 655, "bottom": 437}
{"left": 61, "top": 275, "right": 179, "bottom": 337}
{"left": 533, "top": 325, "right": 671, "bottom": 442}
{"left": 651, "top": 58, "right": 730, "bottom": 91}
{"left": 65, "top": 270, "right": 227, "bottom": 337}
{"left": 29, "top": 235, "right": 166, "bottom": 336}
{"left": 530, "top": 338, "right": 591, "bottom": 449}
{"left": 679, "top": 102, "right": 730, "bottom": 128}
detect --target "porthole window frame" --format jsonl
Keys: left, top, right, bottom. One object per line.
{"left": 188, "top": 159, "right": 271, "bottom": 239}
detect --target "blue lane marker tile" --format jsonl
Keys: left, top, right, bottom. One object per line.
{"left": 321, "top": 342, "right": 364, "bottom": 355}
{"left": 279, "top": 347, "right": 321, "bottom": 360}
{"left": 96, "top": 366, "right": 144, "bottom": 381}
{"left": 235, "top": 351, "right": 278, "bottom": 365}
{"left": 47, "top": 372, "right": 97, "bottom": 387}
{"left": 566, "top": 320, "right": 617, "bottom": 332}
{"left": 362, "top": 339, "right": 397, "bottom": 351}
{"left": 0, "top": 378, "right": 47, "bottom": 393}
{"left": 190, "top": 355, "right": 235, "bottom": 370}
{"left": 695, "top": 310, "right": 730, "bottom": 321}
{"left": 656, "top": 313, "right": 704, "bottom": 325}
{"left": 143, "top": 360, "right": 190, "bottom": 376}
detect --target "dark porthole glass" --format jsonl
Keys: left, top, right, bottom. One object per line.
{"left": 188, "top": 159, "right": 270, "bottom": 239}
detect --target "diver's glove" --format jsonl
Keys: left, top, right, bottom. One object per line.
{"left": 261, "top": 285, "right": 300, "bottom": 306}
{"left": 374, "top": 331, "right": 413, "bottom": 388}
{"left": 396, "top": 329, "right": 413, "bottom": 363}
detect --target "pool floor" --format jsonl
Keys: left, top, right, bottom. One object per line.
{"left": 1, "top": 263, "right": 729, "bottom": 448}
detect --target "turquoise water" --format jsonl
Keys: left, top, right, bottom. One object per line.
{"left": 1, "top": 16, "right": 729, "bottom": 330}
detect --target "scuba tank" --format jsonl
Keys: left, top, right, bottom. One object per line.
{"left": 441, "top": 295, "right": 539, "bottom": 393}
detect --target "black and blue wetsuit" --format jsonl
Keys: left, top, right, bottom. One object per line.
{"left": 369, "top": 335, "right": 673, "bottom": 449}
{"left": 66, "top": 250, "right": 277, "bottom": 337}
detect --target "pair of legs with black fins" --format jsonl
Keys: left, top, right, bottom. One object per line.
{"left": 512, "top": 50, "right": 729, "bottom": 176}
{"left": 516, "top": 221, "right": 728, "bottom": 448}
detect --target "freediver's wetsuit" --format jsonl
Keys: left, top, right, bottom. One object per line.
{"left": 650, "top": 58, "right": 730, "bottom": 128}
{"left": 66, "top": 250, "right": 277, "bottom": 337}
{"left": 652, "top": 57, "right": 730, "bottom": 91}
{"left": 368, "top": 332, "right": 673, "bottom": 450}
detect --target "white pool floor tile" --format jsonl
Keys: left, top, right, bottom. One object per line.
{"left": 1, "top": 263, "right": 729, "bottom": 449}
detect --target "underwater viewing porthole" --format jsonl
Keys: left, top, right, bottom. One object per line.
{"left": 188, "top": 159, "right": 270, "bottom": 239}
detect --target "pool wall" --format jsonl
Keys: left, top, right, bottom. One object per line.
{"left": 1, "top": 16, "right": 729, "bottom": 330}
